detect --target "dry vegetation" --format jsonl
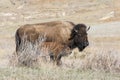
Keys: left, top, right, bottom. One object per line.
{"left": 0, "top": 0, "right": 120, "bottom": 80}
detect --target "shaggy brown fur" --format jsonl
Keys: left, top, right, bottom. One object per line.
{"left": 38, "top": 42, "right": 71, "bottom": 65}
{"left": 15, "top": 21, "right": 89, "bottom": 52}
{"left": 15, "top": 21, "right": 74, "bottom": 52}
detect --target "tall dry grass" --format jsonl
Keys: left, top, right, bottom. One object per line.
{"left": 60, "top": 47, "right": 120, "bottom": 73}
{"left": 9, "top": 35, "right": 120, "bottom": 73}
{"left": 10, "top": 35, "right": 49, "bottom": 67}
{"left": 80, "top": 47, "right": 120, "bottom": 72}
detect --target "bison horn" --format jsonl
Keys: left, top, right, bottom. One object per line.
{"left": 87, "top": 26, "right": 90, "bottom": 31}
{"left": 74, "top": 29, "right": 78, "bottom": 33}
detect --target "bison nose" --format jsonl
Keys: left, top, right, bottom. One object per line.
{"left": 84, "top": 42, "right": 89, "bottom": 47}
{"left": 86, "top": 42, "right": 89, "bottom": 46}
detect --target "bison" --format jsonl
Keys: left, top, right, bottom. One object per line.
{"left": 15, "top": 21, "right": 90, "bottom": 65}
{"left": 38, "top": 42, "right": 71, "bottom": 65}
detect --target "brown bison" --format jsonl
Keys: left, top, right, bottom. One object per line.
{"left": 38, "top": 42, "right": 71, "bottom": 65}
{"left": 15, "top": 21, "right": 90, "bottom": 65}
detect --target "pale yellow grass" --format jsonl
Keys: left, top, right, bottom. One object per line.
{"left": 0, "top": 0, "right": 120, "bottom": 79}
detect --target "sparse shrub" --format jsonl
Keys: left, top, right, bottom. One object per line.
{"left": 80, "top": 48, "right": 120, "bottom": 72}
{"left": 10, "top": 35, "right": 48, "bottom": 67}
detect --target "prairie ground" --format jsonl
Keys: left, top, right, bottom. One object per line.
{"left": 0, "top": 0, "right": 120, "bottom": 80}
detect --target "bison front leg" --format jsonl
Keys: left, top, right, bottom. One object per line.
{"left": 49, "top": 53, "right": 55, "bottom": 63}
{"left": 56, "top": 54, "right": 62, "bottom": 66}
{"left": 49, "top": 53, "right": 62, "bottom": 66}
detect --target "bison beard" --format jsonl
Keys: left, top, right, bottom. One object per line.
{"left": 15, "top": 21, "right": 89, "bottom": 65}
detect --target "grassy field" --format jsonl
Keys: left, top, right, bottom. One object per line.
{"left": 0, "top": 0, "right": 120, "bottom": 80}
{"left": 0, "top": 21, "right": 120, "bottom": 80}
{"left": 0, "top": 66, "right": 120, "bottom": 80}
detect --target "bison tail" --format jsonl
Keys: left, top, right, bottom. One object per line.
{"left": 15, "top": 29, "right": 21, "bottom": 53}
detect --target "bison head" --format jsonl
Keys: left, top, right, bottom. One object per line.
{"left": 69, "top": 24, "right": 90, "bottom": 51}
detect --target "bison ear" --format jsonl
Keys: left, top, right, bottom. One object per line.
{"left": 87, "top": 26, "right": 90, "bottom": 31}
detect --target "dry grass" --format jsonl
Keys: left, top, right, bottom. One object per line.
{"left": 2, "top": 44, "right": 120, "bottom": 80}
{"left": 0, "top": 66, "right": 119, "bottom": 80}
{"left": 1, "top": 49, "right": 120, "bottom": 80}
{"left": 0, "top": 32, "right": 120, "bottom": 80}
{"left": 9, "top": 35, "right": 120, "bottom": 73}
{"left": 0, "top": 0, "right": 120, "bottom": 79}
{"left": 3, "top": 24, "right": 120, "bottom": 80}
{"left": 0, "top": 24, "right": 120, "bottom": 80}
{"left": 80, "top": 47, "right": 120, "bottom": 72}
{"left": 10, "top": 35, "right": 48, "bottom": 67}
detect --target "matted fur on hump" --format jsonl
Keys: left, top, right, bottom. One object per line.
{"left": 57, "top": 21, "right": 75, "bottom": 42}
